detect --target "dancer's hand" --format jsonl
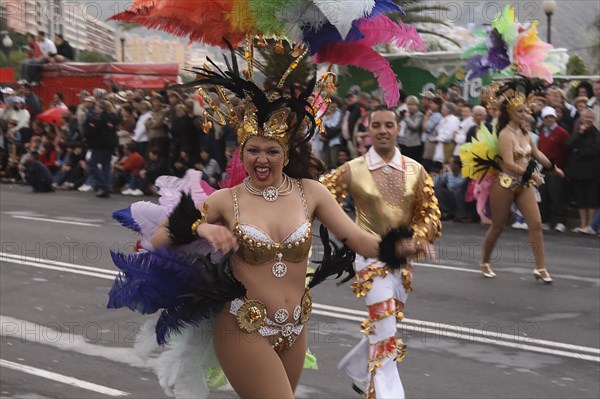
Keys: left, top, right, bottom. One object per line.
{"left": 395, "top": 238, "right": 436, "bottom": 260}
{"left": 197, "top": 223, "right": 239, "bottom": 253}
{"left": 532, "top": 172, "right": 544, "bottom": 186}
{"left": 551, "top": 167, "right": 565, "bottom": 178}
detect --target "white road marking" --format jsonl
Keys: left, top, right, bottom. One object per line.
{"left": 313, "top": 303, "right": 600, "bottom": 355}
{"left": 0, "top": 315, "right": 154, "bottom": 369}
{"left": 0, "top": 255, "right": 115, "bottom": 280}
{"left": 312, "top": 308, "right": 600, "bottom": 363}
{"left": 9, "top": 215, "right": 102, "bottom": 227}
{"left": 1, "top": 252, "right": 117, "bottom": 276}
{"left": 2, "top": 253, "right": 599, "bottom": 362}
{"left": 414, "top": 262, "right": 480, "bottom": 273}
{"left": 0, "top": 359, "right": 130, "bottom": 397}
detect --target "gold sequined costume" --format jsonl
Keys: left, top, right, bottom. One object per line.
{"left": 322, "top": 147, "right": 441, "bottom": 399}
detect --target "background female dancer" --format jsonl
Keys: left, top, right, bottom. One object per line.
{"left": 478, "top": 86, "right": 564, "bottom": 282}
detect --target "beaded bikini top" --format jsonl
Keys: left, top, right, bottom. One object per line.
{"left": 232, "top": 180, "right": 312, "bottom": 265}
{"left": 513, "top": 143, "right": 532, "bottom": 160}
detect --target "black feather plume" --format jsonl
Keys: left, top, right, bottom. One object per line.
{"left": 167, "top": 193, "right": 203, "bottom": 246}
{"left": 378, "top": 227, "right": 413, "bottom": 270}
{"left": 307, "top": 224, "right": 356, "bottom": 288}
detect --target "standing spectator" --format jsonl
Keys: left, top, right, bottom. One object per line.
{"left": 20, "top": 151, "right": 54, "bottom": 192}
{"left": 76, "top": 91, "right": 93, "bottom": 132}
{"left": 21, "top": 84, "right": 43, "bottom": 119}
{"left": 3, "top": 97, "right": 30, "bottom": 131}
{"left": 117, "top": 104, "right": 136, "bottom": 146}
{"left": 571, "top": 96, "right": 589, "bottom": 135}
{"left": 538, "top": 106, "right": 570, "bottom": 232}
{"left": 146, "top": 94, "right": 170, "bottom": 151}
{"left": 62, "top": 106, "right": 81, "bottom": 145}
{"left": 400, "top": 95, "right": 423, "bottom": 163}
{"left": 133, "top": 100, "right": 152, "bottom": 157}
{"left": 341, "top": 86, "right": 364, "bottom": 157}
{"left": 433, "top": 101, "right": 460, "bottom": 168}
{"left": 319, "top": 97, "right": 344, "bottom": 169}
{"left": 421, "top": 96, "right": 442, "bottom": 171}
{"left": 588, "top": 81, "right": 600, "bottom": 130}
{"left": 566, "top": 109, "right": 600, "bottom": 234}
{"left": 49, "top": 92, "right": 68, "bottom": 109}
{"left": 454, "top": 104, "right": 475, "bottom": 155}
{"left": 52, "top": 34, "right": 74, "bottom": 62}
{"left": 546, "top": 87, "right": 576, "bottom": 133}
{"left": 85, "top": 100, "right": 118, "bottom": 198}
{"left": 170, "top": 103, "right": 196, "bottom": 161}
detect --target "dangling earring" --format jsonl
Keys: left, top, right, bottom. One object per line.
{"left": 284, "top": 158, "right": 289, "bottom": 166}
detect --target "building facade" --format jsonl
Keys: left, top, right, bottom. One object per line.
{"left": 2, "top": 0, "right": 117, "bottom": 60}
{"left": 122, "top": 34, "right": 186, "bottom": 67}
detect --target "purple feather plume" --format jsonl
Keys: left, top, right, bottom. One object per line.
{"left": 487, "top": 29, "right": 510, "bottom": 71}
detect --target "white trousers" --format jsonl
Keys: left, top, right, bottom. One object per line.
{"left": 338, "top": 255, "right": 410, "bottom": 399}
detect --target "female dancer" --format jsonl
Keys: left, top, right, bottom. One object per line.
{"left": 109, "top": 54, "right": 430, "bottom": 399}
{"left": 478, "top": 88, "right": 564, "bottom": 282}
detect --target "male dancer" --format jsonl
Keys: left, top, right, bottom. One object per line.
{"left": 321, "top": 105, "right": 441, "bottom": 398}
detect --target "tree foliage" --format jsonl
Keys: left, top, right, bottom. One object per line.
{"left": 566, "top": 55, "right": 588, "bottom": 76}
{"left": 78, "top": 50, "right": 113, "bottom": 63}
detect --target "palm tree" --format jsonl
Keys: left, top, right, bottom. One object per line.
{"left": 390, "top": 0, "right": 460, "bottom": 49}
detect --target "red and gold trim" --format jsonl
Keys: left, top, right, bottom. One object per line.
{"left": 352, "top": 263, "right": 388, "bottom": 298}
{"left": 401, "top": 265, "right": 414, "bottom": 293}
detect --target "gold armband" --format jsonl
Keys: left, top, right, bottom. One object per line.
{"left": 191, "top": 203, "right": 209, "bottom": 238}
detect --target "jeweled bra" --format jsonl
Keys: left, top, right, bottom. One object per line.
{"left": 232, "top": 179, "right": 312, "bottom": 265}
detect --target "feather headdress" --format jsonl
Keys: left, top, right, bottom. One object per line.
{"left": 110, "top": 0, "right": 426, "bottom": 108}
{"left": 463, "top": 5, "right": 560, "bottom": 82}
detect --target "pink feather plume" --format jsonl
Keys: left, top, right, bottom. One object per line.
{"left": 355, "top": 15, "right": 426, "bottom": 51}
{"left": 315, "top": 43, "right": 400, "bottom": 107}
{"left": 220, "top": 147, "right": 248, "bottom": 189}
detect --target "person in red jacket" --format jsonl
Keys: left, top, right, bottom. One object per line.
{"left": 114, "top": 142, "right": 146, "bottom": 196}
{"left": 537, "top": 106, "right": 570, "bottom": 232}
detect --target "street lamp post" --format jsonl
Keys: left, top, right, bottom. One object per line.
{"left": 542, "top": 0, "right": 556, "bottom": 44}
{"left": 120, "top": 37, "right": 125, "bottom": 62}
{"left": 1, "top": 31, "right": 13, "bottom": 59}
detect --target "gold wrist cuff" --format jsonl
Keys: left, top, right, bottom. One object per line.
{"left": 191, "top": 203, "right": 209, "bottom": 238}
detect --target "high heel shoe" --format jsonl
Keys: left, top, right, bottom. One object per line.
{"left": 533, "top": 268, "right": 553, "bottom": 284}
{"left": 480, "top": 263, "right": 496, "bottom": 278}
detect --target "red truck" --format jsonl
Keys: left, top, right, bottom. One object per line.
{"left": 31, "top": 62, "right": 180, "bottom": 106}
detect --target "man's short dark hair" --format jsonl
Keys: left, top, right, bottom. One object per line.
{"left": 38, "top": 31, "right": 46, "bottom": 37}
{"left": 55, "top": 34, "right": 64, "bottom": 40}
{"left": 368, "top": 105, "right": 397, "bottom": 122}
{"left": 56, "top": 92, "right": 64, "bottom": 101}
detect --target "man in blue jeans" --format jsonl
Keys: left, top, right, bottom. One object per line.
{"left": 84, "top": 100, "right": 118, "bottom": 198}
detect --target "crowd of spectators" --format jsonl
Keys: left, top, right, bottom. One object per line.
{"left": 1, "top": 78, "right": 599, "bottom": 234}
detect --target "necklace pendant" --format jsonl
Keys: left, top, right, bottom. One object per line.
{"left": 272, "top": 253, "right": 287, "bottom": 277}
{"left": 263, "top": 186, "right": 279, "bottom": 201}
{"left": 382, "top": 165, "right": 393, "bottom": 175}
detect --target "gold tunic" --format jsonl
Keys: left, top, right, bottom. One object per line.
{"left": 321, "top": 155, "right": 441, "bottom": 243}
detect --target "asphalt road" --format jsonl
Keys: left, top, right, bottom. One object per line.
{"left": 1, "top": 184, "right": 599, "bottom": 399}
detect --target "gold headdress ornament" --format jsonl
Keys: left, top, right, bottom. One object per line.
{"left": 490, "top": 78, "right": 540, "bottom": 115}
{"left": 182, "top": 36, "right": 338, "bottom": 162}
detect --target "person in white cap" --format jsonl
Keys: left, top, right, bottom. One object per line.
{"left": 537, "top": 106, "right": 570, "bottom": 233}
{"left": 2, "top": 97, "right": 30, "bottom": 131}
